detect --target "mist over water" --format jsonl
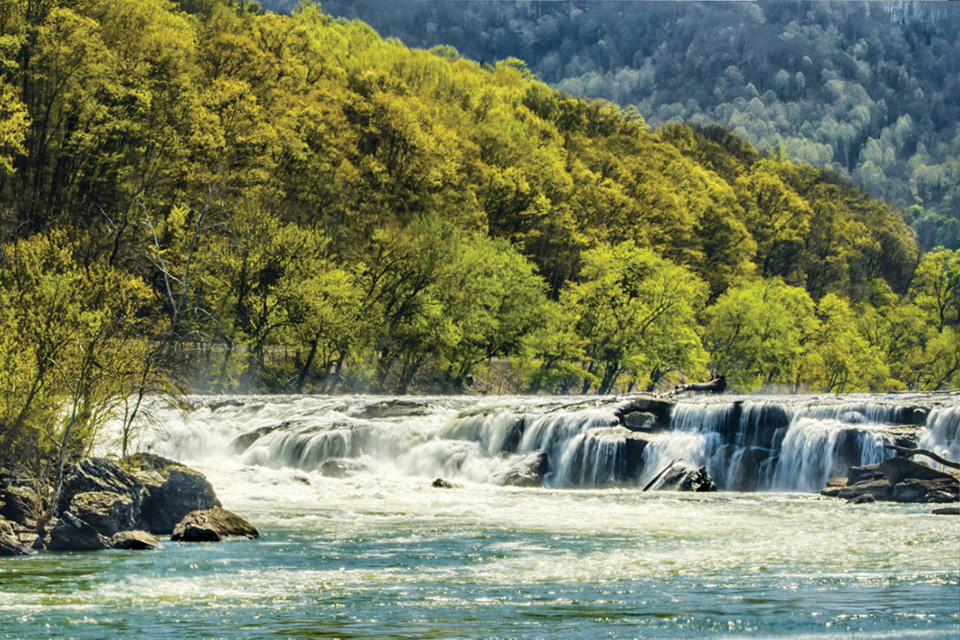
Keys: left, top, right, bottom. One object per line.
{"left": 2, "top": 394, "right": 958, "bottom": 639}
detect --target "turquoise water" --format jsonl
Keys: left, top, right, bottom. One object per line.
{"left": 2, "top": 486, "right": 958, "bottom": 639}
{"left": 1, "top": 395, "right": 958, "bottom": 639}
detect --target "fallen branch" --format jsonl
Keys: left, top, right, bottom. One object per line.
{"left": 883, "top": 444, "right": 960, "bottom": 471}
{"left": 642, "top": 458, "right": 682, "bottom": 491}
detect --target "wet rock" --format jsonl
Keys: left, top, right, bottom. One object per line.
{"left": 931, "top": 506, "right": 959, "bottom": 515}
{"left": 46, "top": 512, "right": 109, "bottom": 552}
{"left": 126, "top": 454, "right": 221, "bottom": 535}
{"left": 320, "top": 459, "right": 368, "bottom": 478}
{"left": 824, "top": 456, "right": 959, "bottom": 504}
{"left": 727, "top": 446, "right": 772, "bottom": 492}
{"left": 110, "top": 530, "right": 160, "bottom": 550}
{"left": 0, "top": 485, "right": 42, "bottom": 528}
{"left": 0, "top": 518, "right": 29, "bottom": 556}
{"left": 877, "top": 456, "right": 955, "bottom": 485}
{"left": 67, "top": 491, "right": 136, "bottom": 537}
{"left": 355, "top": 399, "right": 430, "bottom": 420}
{"left": 837, "top": 479, "right": 893, "bottom": 501}
{"left": 58, "top": 458, "right": 144, "bottom": 516}
{"left": 848, "top": 494, "right": 876, "bottom": 505}
{"left": 498, "top": 452, "right": 549, "bottom": 487}
{"left": 229, "top": 424, "right": 284, "bottom": 453}
{"left": 926, "top": 490, "right": 957, "bottom": 504}
{"left": 615, "top": 397, "right": 674, "bottom": 431}
{"left": 847, "top": 465, "right": 886, "bottom": 484}
{"left": 171, "top": 507, "right": 259, "bottom": 542}
{"left": 432, "top": 478, "right": 457, "bottom": 489}
{"left": 645, "top": 463, "right": 717, "bottom": 492}
{"left": 620, "top": 411, "right": 657, "bottom": 432}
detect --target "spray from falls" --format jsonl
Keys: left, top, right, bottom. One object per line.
{"left": 114, "top": 393, "right": 959, "bottom": 493}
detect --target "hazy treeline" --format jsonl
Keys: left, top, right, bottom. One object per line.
{"left": 0, "top": 1, "right": 957, "bottom": 477}
{"left": 285, "top": 0, "right": 960, "bottom": 250}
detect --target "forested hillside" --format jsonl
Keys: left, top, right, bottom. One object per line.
{"left": 1, "top": 1, "right": 958, "bottom": 475}
{"left": 278, "top": 0, "right": 960, "bottom": 250}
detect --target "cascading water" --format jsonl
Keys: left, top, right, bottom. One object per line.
{"left": 112, "top": 393, "right": 960, "bottom": 493}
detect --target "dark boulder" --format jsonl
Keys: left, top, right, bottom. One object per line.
{"left": 126, "top": 454, "right": 221, "bottom": 535}
{"left": 432, "top": 478, "right": 458, "bottom": 489}
{"left": 110, "top": 530, "right": 160, "bottom": 550}
{"left": 848, "top": 494, "right": 877, "bottom": 505}
{"left": 644, "top": 462, "right": 717, "bottom": 492}
{"left": 171, "top": 507, "right": 259, "bottom": 542}
{"left": 931, "top": 506, "right": 959, "bottom": 515}
{"left": 0, "top": 485, "right": 42, "bottom": 527}
{"left": 67, "top": 491, "right": 136, "bottom": 537}
{"left": 0, "top": 518, "right": 29, "bottom": 556}
{"left": 58, "top": 458, "right": 144, "bottom": 516}
{"left": 498, "top": 452, "right": 549, "bottom": 487}
{"left": 46, "top": 512, "right": 109, "bottom": 552}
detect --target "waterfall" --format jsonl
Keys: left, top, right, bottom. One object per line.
{"left": 918, "top": 405, "right": 960, "bottom": 469}
{"left": 110, "top": 393, "right": 955, "bottom": 494}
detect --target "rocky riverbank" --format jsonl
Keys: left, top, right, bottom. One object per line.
{"left": 0, "top": 455, "right": 258, "bottom": 555}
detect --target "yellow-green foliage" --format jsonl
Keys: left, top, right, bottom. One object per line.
{"left": 0, "top": 0, "right": 955, "bottom": 456}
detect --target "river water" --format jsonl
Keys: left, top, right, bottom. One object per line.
{"left": 1, "top": 394, "right": 958, "bottom": 639}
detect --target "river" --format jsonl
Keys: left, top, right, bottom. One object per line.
{"left": 1, "top": 393, "right": 958, "bottom": 639}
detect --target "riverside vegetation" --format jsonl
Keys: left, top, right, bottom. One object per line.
{"left": 0, "top": 1, "right": 958, "bottom": 493}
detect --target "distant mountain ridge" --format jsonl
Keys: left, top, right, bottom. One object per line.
{"left": 261, "top": 0, "right": 960, "bottom": 249}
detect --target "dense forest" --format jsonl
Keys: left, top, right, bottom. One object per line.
{"left": 0, "top": 0, "right": 957, "bottom": 478}
{"left": 274, "top": 0, "right": 960, "bottom": 250}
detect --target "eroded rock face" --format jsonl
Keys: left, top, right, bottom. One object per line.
{"left": 171, "top": 507, "right": 259, "bottom": 542}
{"left": 498, "top": 452, "right": 550, "bottom": 487}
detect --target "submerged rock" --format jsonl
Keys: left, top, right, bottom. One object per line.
{"left": 229, "top": 424, "right": 284, "bottom": 453}
{"left": 320, "top": 459, "right": 368, "bottom": 478}
{"left": 931, "top": 506, "right": 959, "bottom": 515}
{"left": 432, "top": 478, "right": 458, "bottom": 489}
{"left": 498, "top": 452, "right": 549, "bottom": 487}
{"left": 110, "top": 530, "right": 160, "bottom": 550}
{"left": 171, "top": 507, "right": 259, "bottom": 542}
{"left": 645, "top": 462, "right": 717, "bottom": 492}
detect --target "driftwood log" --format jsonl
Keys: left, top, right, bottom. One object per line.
{"left": 883, "top": 444, "right": 960, "bottom": 471}
{"left": 673, "top": 376, "right": 726, "bottom": 395}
